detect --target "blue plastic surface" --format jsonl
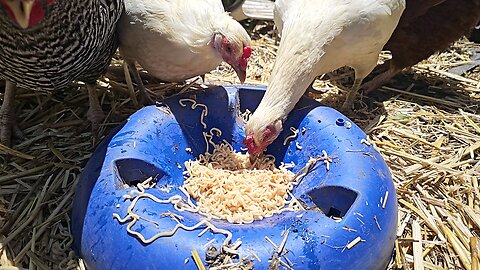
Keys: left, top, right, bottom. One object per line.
{"left": 71, "top": 85, "right": 397, "bottom": 270}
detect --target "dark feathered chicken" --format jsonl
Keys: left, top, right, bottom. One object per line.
{"left": 361, "top": 0, "right": 480, "bottom": 93}
{"left": 470, "top": 21, "right": 480, "bottom": 43}
{"left": 0, "top": 0, "right": 123, "bottom": 146}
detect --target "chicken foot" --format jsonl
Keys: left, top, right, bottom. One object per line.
{"left": 360, "top": 62, "right": 401, "bottom": 94}
{"left": 86, "top": 83, "right": 106, "bottom": 134}
{"left": 126, "top": 60, "right": 155, "bottom": 106}
{"left": 0, "top": 80, "right": 17, "bottom": 146}
{"left": 340, "top": 77, "right": 364, "bottom": 112}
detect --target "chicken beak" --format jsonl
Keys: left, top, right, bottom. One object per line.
{"left": 232, "top": 65, "right": 247, "bottom": 83}
{"left": 248, "top": 153, "right": 260, "bottom": 166}
{"left": 5, "top": 0, "right": 35, "bottom": 29}
{"left": 229, "top": 46, "right": 250, "bottom": 83}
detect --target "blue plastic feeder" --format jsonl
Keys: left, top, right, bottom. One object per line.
{"left": 71, "top": 85, "right": 397, "bottom": 270}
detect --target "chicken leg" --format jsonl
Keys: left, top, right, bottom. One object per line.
{"left": 340, "top": 77, "right": 364, "bottom": 112}
{"left": 126, "top": 60, "right": 155, "bottom": 106}
{"left": 86, "top": 83, "right": 106, "bottom": 133}
{"left": 360, "top": 62, "right": 401, "bottom": 94}
{"left": 0, "top": 80, "right": 17, "bottom": 146}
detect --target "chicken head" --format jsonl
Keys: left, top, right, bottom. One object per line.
{"left": 0, "top": 0, "right": 54, "bottom": 29}
{"left": 243, "top": 118, "right": 282, "bottom": 155}
{"left": 213, "top": 32, "right": 252, "bottom": 83}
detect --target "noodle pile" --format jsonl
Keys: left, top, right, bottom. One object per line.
{"left": 183, "top": 143, "right": 297, "bottom": 224}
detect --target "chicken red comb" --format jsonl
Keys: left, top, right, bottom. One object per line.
{"left": 30, "top": 0, "right": 57, "bottom": 27}
{"left": 243, "top": 46, "right": 252, "bottom": 60}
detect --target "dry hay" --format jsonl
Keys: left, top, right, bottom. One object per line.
{"left": 0, "top": 20, "right": 479, "bottom": 269}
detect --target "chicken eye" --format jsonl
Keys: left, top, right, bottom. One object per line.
{"left": 226, "top": 45, "right": 232, "bottom": 54}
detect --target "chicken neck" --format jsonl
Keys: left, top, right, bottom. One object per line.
{"left": 254, "top": 39, "right": 322, "bottom": 125}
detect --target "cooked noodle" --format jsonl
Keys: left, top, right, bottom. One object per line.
{"left": 179, "top": 98, "right": 208, "bottom": 129}
{"left": 113, "top": 178, "right": 235, "bottom": 247}
{"left": 240, "top": 109, "right": 252, "bottom": 124}
{"left": 283, "top": 127, "right": 299, "bottom": 146}
{"left": 183, "top": 142, "right": 300, "bottom": 224}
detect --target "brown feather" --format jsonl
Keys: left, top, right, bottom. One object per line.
{"left": 386, "top": 0, "right": 480, "bottom": 69}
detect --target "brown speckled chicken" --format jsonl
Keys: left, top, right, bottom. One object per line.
{"left": 0, "top": 0, "right": 123, "bottom": 146}
{"left": 361, "top": 0, "right": 480, "bottom": 93}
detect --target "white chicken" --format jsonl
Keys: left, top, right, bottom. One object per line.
{"left": 243, "top": 0, "right": 405, "bottom": 155}
{"left": 119, "top": 0, "right": 252, "bottom": 103}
